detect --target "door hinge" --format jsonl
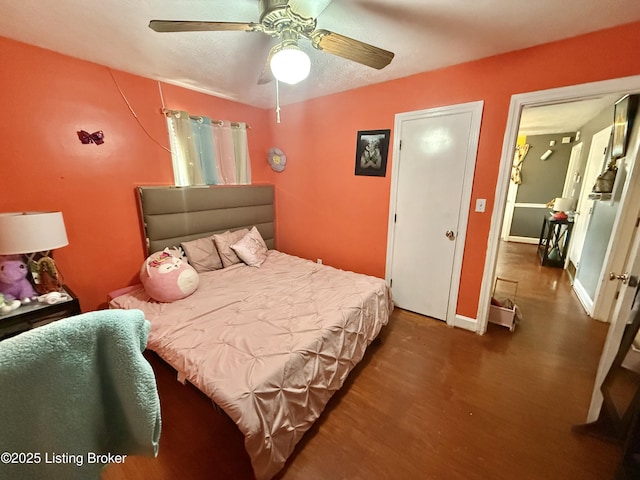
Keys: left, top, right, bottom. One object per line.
{"left": 636, "top": 216, "right": 640, "bottom": 228}
{"left": 394, "top": 214, "right": 397, "bottom": 223}
{"left": 390, "top": 278, "right": 393, "bottom": 287}
{"left": 399, "top": 140, "right": 402, "bottom": 150}
{"left": 615, "top": 290, "right": 620, "bottom": 300}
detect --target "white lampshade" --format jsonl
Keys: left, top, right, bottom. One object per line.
{"left": 552, "top": 197, "right": 575, "bottom": 212}
{"left": 270, "top": 45, "right": 311, "bottom": 85}
{"left": 0, "top": 211, "right": 69, "bottom": 255}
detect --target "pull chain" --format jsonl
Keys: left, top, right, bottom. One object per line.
{"left": 275, "top": 79, "right": 281, "bottom": 124}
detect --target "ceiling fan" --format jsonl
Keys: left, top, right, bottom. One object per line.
{"left": 149, "top": 0, "right": 395, "bottom": 85}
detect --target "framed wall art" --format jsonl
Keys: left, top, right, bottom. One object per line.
{"left": 354, "top": 129, "right": 391, "bottom": 177}
{"left": 611, "top": 94, "right": 639, "bottom": 159}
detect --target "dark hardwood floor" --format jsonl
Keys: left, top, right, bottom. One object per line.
{"left": 102, "top": 241, "right": 621, "bottom": 480}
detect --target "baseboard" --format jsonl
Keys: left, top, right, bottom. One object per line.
{"left": 573, "top": 279, "right": 594, "bottom": 316}
{"left": 454, "top": 314, "right": 478, "bottom": 332}
{"left": 506, "top": 236, "right": 539, "bottom": 245}
{"left": 566, "top": 260, "right": 577, "bottom": 284}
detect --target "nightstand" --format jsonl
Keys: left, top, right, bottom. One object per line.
{"left": 0, "top": 286, "right": 81, "bottom": 340}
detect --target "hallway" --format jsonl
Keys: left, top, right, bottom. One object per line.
{"left": 493, "top": 240, "right": 605, "bottom": 362}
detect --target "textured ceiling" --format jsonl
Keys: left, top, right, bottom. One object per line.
{"left": 1, "top": 0, "right": 639, "bottom": 113}
{"left": 519, "top": 95, "right": 622, "bottom": 136}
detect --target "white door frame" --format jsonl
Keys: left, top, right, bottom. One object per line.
{"left": 386, "top": 101, "right": 483, "bottom": 330}
{"left": 562, "top": 141, "right": 584, "bottom": 269}
{"left": 570, "top": 127, "right": 611, "bottom": 264}
{"left": 478, "top": 74, "right": 640, "bottom": 334}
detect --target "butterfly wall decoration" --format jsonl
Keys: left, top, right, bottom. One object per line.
{"left": 77, "top": 130, "right": 105, "bottom": 145}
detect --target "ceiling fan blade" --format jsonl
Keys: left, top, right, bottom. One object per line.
{"left": 310, "top": 29, "right": 394, "bottom": 70}
{"left": 149, "top": 20, "right": 258, "bottom": 33}
{"left": 288, "top": 0, "right": 333, "bottom": 19}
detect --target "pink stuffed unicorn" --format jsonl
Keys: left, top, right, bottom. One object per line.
{"left": 0, "top": 255, "right": 37, "bottom": 302}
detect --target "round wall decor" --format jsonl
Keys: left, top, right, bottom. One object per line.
{"left": 268, "top": 148, "right": 287, "bottom": 172}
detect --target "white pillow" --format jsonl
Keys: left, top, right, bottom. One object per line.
{"left": 230, "top": 227, "right": 268, "bottom": 267}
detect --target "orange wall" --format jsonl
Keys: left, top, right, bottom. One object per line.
{"left": 0, "top": 36, "right": 271, "bottom": 311}
{"left": 266, "top": 20, "right": 640, "bottom": 319}
{"left": 3, "top": 20, "right": 640, "bottom": 318}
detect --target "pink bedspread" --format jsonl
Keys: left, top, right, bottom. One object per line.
{"left": 111, "top": 250, "right": 392, "bottom": 479}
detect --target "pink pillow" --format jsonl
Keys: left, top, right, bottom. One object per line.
{"left": 181, "top": 236, "right": 223, "bottom": 272}
{"left": 140, "top": 248, "right": 199, "bottom": 302}
{"left": 231, "top": 227, "right": 268, "bottom": 267}
{"left": 213, "top": 228, "right": 249, "bottom": 267}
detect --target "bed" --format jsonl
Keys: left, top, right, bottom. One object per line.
{"left": 110, "top": 185, "right": 393, "bottom": 480}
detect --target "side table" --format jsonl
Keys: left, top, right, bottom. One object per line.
{"left": 537, "top": 214, "right": 574, "bottom": 267}
{"left": 0, "top": 286, "right": 81, "bottom": 340}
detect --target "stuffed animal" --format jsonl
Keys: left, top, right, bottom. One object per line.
{"left": 0, "top": 255, "right": 37, "bottom": 302}
{"left": 140, "top": 248, "right": 199, "bottom": 303}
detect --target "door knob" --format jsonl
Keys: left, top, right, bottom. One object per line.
{"left": 445, "top": 230, "right": 455, "bottom": 240}
{"left": 609, "top": 272, "right": 638, "bottom": 287}
{"left": 609, "top": 272, "right": 629, "bottom": 283}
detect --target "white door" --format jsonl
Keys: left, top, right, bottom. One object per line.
{"left": 587, "top": 205, "right": 640, "bottom": 421}
{"left": 386, "top": 102, "right": 483, "bottom": 323}
{"left": 585, "top": 107, "right": 640, "bottom": 420}
{"left": 568, "top": 126, "right": 611, "bottom": 270}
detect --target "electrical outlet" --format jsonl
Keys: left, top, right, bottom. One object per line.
{"left": 475, "top": 198, "right": 486, "bottom": 212}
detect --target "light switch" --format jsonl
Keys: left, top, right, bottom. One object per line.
{"left": 475, "top": 198, "right": 486, "bottom": 212}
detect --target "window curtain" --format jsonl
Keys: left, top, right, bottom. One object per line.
{"left": 190, "top": 117, "right": 220, "bottom": 185}
{"left": 232, "top": 122, "right": 251, "bottom": 185}
{"left": 165, "top": 110, "right": 251, "bottom": 186}
{"left": 212, "top": 121, "right": 237, "bottom": 185}
{"left": 166, "top": 111, "right": 204, "bottom": 187}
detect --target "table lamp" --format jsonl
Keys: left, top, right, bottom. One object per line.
{"left": 551, "top": 197, "right": 575, "bottom": 220}
{"left": 0, "top": 212, "right": 69, "bottom": 293}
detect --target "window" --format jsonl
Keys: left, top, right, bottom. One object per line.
{"left": 165, "top": 110, "right": 251, "bottom": 186}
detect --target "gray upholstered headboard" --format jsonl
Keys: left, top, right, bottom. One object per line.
{"left": 137, "top": 185, "right": 275, "bottom": 254}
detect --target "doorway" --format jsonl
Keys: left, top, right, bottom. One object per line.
{"left": 479, "top": 75, "right": 640, "bottom": 336}
{"left": 487, "top": 79, "right": 640, "bottom": 424}
{"left": 496, "top": 104, "right": 617, "bottom": 323}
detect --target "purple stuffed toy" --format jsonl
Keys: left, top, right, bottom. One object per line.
{"left": 0, "top": 255, "right": 37, "bottom": 302}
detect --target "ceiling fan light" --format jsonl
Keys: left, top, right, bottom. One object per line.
{"left": 270, "top": 46, "right": 310, "bottom": 85}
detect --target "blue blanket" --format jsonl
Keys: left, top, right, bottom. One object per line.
{"left": 0, "top": 309, "right": 161, "bottom": 480}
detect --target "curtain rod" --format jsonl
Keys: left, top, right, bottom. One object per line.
{"left": 161, "top": 108, "right": 251, "bottom": 129}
